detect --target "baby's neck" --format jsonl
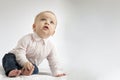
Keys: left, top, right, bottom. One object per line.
{"left": 39, "top": 35, "right": 50, "bottom": 39}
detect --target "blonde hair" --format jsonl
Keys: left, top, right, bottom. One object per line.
{"left": 34, "top": 11, "right": 57, "bottom": 25}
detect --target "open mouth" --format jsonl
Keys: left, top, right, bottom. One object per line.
{"left": 43, "top": 26, "right": 49, "bottom": 30}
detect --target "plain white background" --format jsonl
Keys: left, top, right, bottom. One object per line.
{"left": 0, "top": 0, "right": 120, "bottom": 80}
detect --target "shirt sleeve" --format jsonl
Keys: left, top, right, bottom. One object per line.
{"left": 47, "top": 44, "right": 64, "bottom": 76}
{"left": 10, "top": 35, "right": 29, "bottom": 66}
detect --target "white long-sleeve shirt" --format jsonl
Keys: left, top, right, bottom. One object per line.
{"left": 10, "top": 32, "right": 63, "bottom": 76}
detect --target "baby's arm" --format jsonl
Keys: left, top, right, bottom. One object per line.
{"left": 11, "top": 35, "right": 34, "bottom": 75}
{"left": 11, "top": 35, "right": 30, "bottom": 66}
{"left": 47, "top": 46, "right": 66, "bottom": 77}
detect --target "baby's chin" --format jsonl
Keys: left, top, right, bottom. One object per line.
{"left": 38, "top": 32, "right": 51, "bottom": 39}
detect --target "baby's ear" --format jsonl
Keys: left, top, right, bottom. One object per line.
{"left": 32, "top": 24, "right": 36, "bottom": 32}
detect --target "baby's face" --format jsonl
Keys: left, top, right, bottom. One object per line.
{"left": 33, "top": 12, "right": 57, "bottom": 39}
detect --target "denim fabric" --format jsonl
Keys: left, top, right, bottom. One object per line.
{"left": 2, "top": 53, "right": 39, "bottom": 76}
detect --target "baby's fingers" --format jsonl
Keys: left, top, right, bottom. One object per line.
{"left": 55, "top": 73, "right": 66, "bottom": 77}
{"left": 26, "top": 63, "right": 34, "bottom": 71}
{"left": 21, "top": 67, "right": 34, "bottom": 76}
{"left": 28, "top": 67, "right": 34, "bottom": 75}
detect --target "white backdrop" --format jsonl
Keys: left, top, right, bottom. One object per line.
{"left": 0, "top": 0, "right": 120, "bottom": 80}
{"left": 65, "top": 0, "right": 120, "bottom": 80}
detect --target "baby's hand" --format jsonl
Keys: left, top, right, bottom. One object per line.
{"left": 21, "top": 68, "right": 34, "bottom": 76}
{"left": 55, "top": 73, "right": 66, "bottom": 77}
{"left": 22, "top": 62, "right": 34, "bottom": 76}
{"left": 23, "top": 62, "right": 34, "bottom": 70}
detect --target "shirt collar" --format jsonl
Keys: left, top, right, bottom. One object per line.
{"left": 32, "top": 32, "right": 49, "bottom": 45}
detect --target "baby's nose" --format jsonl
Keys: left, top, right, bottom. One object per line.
{"left": 45, "top": 21, "right": 50, "bottom": 25}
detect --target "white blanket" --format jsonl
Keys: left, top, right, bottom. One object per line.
{"left": 0, "top": 66, "right": 67, "bottom": 80}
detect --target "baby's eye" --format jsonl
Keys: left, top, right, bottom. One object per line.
{"left": 41, "top": 18, "right": 46, "bottom": 21}
{"left": 50, "top": 21, "right": 54, "bottom": 24}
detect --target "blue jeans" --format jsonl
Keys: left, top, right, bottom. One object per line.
{"left": 2, "top": 53, "right": 39, "bottom": 76}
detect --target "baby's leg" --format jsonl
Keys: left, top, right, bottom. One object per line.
{"left": 2, "top": 53, "right": 22, "bottom": 77}
{"left": 8, "top": 69, "right": 21, "bottom": 77}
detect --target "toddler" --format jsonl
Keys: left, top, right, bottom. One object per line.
{"left": 2, "top": 11, "right": 66, "bottom": 77}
